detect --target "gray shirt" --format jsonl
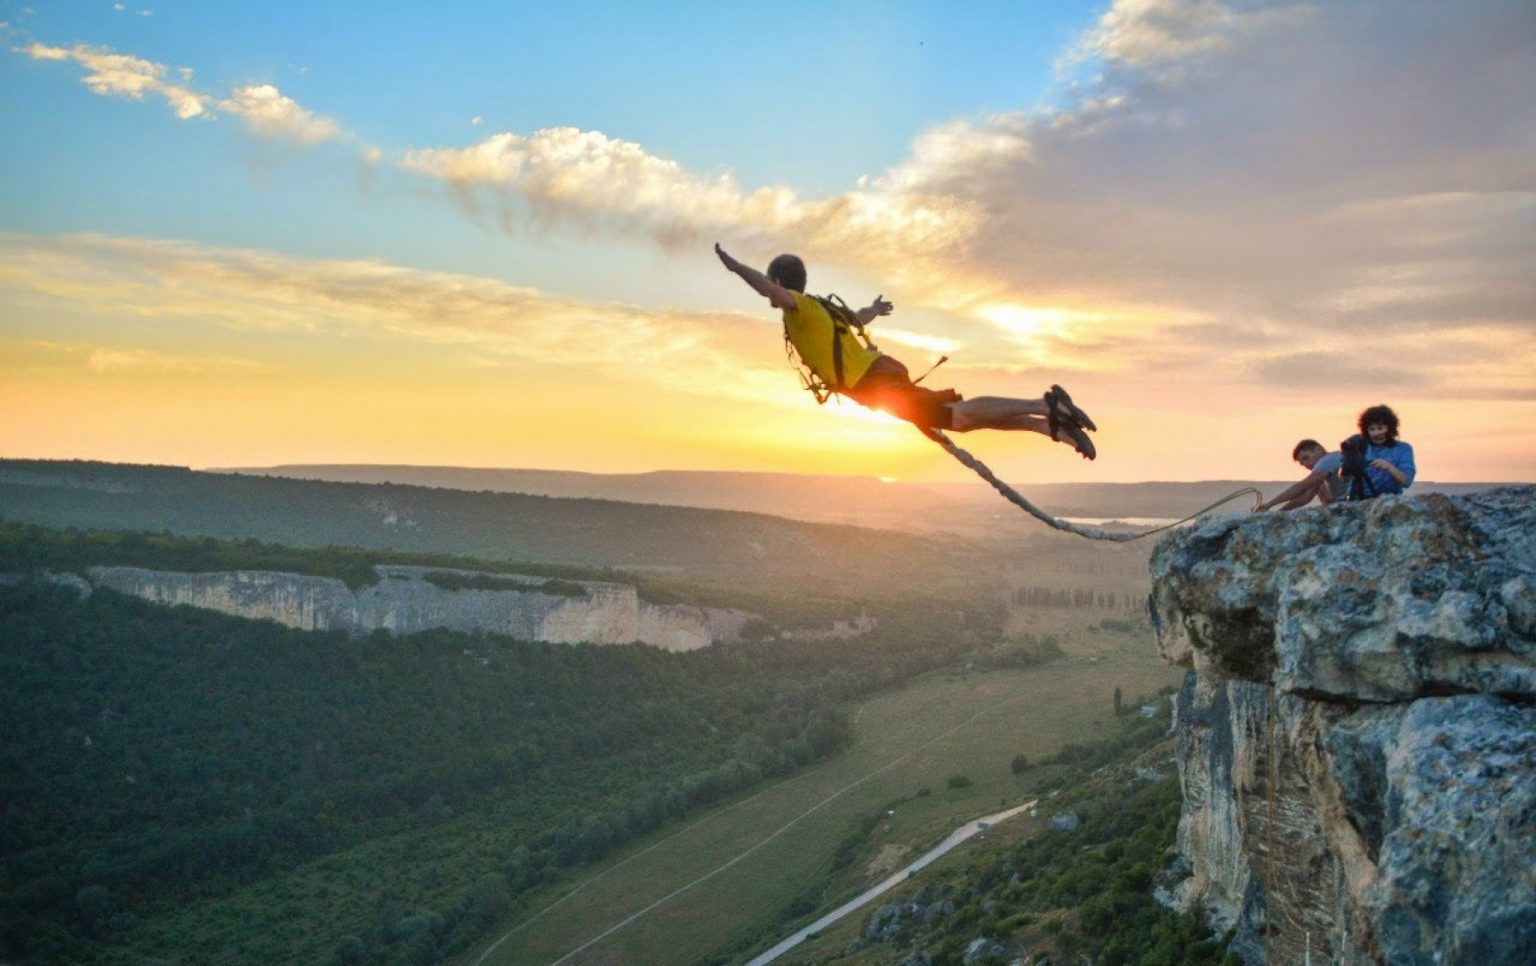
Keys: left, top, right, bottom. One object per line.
{"left": 1312, "top": 451, "right": 1347, "bottom": 500}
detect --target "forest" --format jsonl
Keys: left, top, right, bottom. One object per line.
{"left": 0, "top": 460, "right": 980, "bottom": 590}
{"left": 0, "top": 531, "right": 1012, "bottom": 964}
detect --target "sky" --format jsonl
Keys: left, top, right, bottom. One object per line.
{"left": 1, "top": 0, "right": 1533, "bottom": 485}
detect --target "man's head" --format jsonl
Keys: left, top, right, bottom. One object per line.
{"left": 1357, "top": 404, "right": 1399, "bottom": 446}
{"left": 1292, "top": 439, "right": 1326, "bottom": 469}
{"left": 767, "top": 254, "right": 806, "bottom": 293}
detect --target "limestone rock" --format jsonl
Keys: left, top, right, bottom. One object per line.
{"left": 1153, "top": 487, "right": 1536, "bottom": 964}
{"left": 1152, "top": 488, "right": 1534, "bottom": 702}
{"left": 86, "top": 564, "right": 752, "bottom": 650}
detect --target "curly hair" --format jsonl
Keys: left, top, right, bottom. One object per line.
{"left": 1357, "top": 404, "right": 1400, "bottom": 444}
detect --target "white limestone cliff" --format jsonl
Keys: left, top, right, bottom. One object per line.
{"left": 86, "top": 564, "right": 748, "bottom": 651}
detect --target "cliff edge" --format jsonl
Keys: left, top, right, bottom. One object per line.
{"left": 1150, "top": 487, "right": 1535, "bottom": 964}
{"left": 83, "top": 565, "right": 753, "bottom": 650}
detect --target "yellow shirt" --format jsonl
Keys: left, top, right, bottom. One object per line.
{"left": 782, "top": 291, "right": 881, "bottom": 389}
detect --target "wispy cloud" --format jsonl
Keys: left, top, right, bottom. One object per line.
{"left": 220, "top": 84, "right": 339, "bottom": 144}
{"left": 22, "top": 42, "right": 208, "bottom": 119}
{"left": 0, "top": 232, "right": 794, "bottom": 407}
{"left": 19, "top": 41, "right": 340, "bottom": 144}
{"left": 398, "top": 127, "right": 981, "bottom": 280}
{"left": 10, "top": 339, "right": 266, "bottom": 376}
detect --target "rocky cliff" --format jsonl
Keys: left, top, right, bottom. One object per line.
{"left": 87, "top": 565, "right": 752, "bottom": 650}
{"left": 1151, "top": 487, "right": 1535, "bottom": 964}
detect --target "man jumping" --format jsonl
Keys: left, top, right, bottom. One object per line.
{"left": 715, "top": 245, "right": 1096, "bottom": 459}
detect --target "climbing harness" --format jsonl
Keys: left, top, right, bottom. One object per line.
{"left": 925, "top": 428, "right": 1264, "bottom": 542}
{"left": 784, "top": 293, "right": 878, "bottom": 404}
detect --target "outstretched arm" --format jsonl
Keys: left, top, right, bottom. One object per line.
{"left": 855, "top": 296, "right": 893, "bottom": 325}
{"left": 715, "top": 243, "right": 797, "bottom": 311}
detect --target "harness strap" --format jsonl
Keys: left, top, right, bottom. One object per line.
{"left": 783, "top": 292, "right": 875, "bottom": 404}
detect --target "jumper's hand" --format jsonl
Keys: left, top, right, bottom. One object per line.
{"left": 714, "top": 243, "right": 736, "bottom": 271}
{"left": 1369, "top": 459, "right": 1392, "bottom": 471}
{"left": 870, "top": 295, "right": 893, "bottom": 316}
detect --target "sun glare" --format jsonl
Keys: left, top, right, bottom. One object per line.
{"left": 980, "top": 303, "right": 1104, "bottom": 341}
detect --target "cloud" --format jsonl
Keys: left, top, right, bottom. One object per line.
{"left": 220, "top": 84, "right": 339, "bottom": 144}
{"left": 85, "top": 345, "right": 251, "bottom": 374}
{"left": 398, "top": 127, "right": 981, "bottom": 283}
{"left": 11, "top": 5, "right": 1532, "bottom": 406}
{"left": 19, "top": 41, "right": 340, "bottom": 142}
{"left": 22, "top": 42, "right": 208, "bottom": 119}
{"left": 12, "top": 340, "right": 265, "bottom": 376}
{"left": 1064, "top": 0, "right": 1309, "bottom": 71}
{"left": 0, "top": 232, "right": 794, "bottom": 408}
{"left": 385, "top": 1, "right": 1533, "bottom": 405}
{"left": 1249, "top": 351, "right": 1426, "bottom": 390}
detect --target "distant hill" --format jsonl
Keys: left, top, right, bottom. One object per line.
{"left": 214, "top": 463, "right": 965, "bottom": 532}
{"left": 0, "top": 459, "right": 979, "bottom": 593}
{"left": 214, "top": 462, "right": 1512, "bottom": 533}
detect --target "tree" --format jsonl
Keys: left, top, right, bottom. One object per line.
{"left": 76, "top": 886, "right": 109, "bottom": 937}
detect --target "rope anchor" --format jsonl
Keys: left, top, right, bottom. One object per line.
{"left": 925, "top": 429, "right": 1262, "bottom": 541}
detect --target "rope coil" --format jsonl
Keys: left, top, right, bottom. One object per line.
{"left": 927, "top": 430, "right": 1263, "bottom": 542}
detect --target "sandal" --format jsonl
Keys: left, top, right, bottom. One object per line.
{"left": 1049, "top": 384, "right": 1097, "bottom": 432}
{"left": 1058, "top": 417, "right": 1097, "bottom": 460}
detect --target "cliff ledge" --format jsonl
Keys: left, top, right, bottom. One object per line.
{"left": 1151, "top": 487, "right": 1535, "bottom": 964}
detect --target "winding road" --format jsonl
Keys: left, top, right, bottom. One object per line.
{"left": 746, "top": 799, "right": 1038, "bottom": 965}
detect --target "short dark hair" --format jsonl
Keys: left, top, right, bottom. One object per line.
{"left": 1292, "top": 439, "right": 1324, "bottom": 461}
{"left": 1357, "top": 405, "right": 1400, "bottom": 444}
{"left": 767, "top": 254, "right": 806, "bottom": 293}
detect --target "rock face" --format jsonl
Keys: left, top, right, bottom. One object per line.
{"left": 87, "top": 564, "right": 749, "bottom": 650}
{"left": 1151, "top": 487, "right": 1536, "bottom": 965}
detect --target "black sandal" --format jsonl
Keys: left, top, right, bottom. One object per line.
{"left": 1045, "top": 387, "right": 1096, "bottom": 459}
{"left": 1059, "top": 418, "right": 1096, "bottom": 460}
{"left": 1049, "top": 384, "right": 1097, "bottom": 432}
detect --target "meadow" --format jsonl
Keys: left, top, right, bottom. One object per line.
{"left": 472, "top": 647, "right": 1178, "bottom": 965}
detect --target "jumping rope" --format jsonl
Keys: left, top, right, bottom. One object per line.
{"left": 926, "top": 429, "right": 1264, "bottom": 542}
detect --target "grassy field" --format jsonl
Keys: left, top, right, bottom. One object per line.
{"left": 468, "top": 642, "right": 1178, "bottom": 965}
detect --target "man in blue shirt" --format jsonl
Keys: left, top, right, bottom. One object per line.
{"left": 1256, "top": 439, "right": 1348, "bottom": 511}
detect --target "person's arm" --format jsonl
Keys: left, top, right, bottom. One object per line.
{"left": 855, "top": 296, "right": 893, "bottom": 325}
{"left": 1371, "top": 443, "right": 1415, "bottom": 488}
{"left": 1256, "top": 470, "right": 1329, "bottom": 511}
{"left": 715, "top": 243, "right": 797, "bottom": 311}
{"left": 1276, "top": 479, "right": 1325, "bottom": 511}
{"left": 1369, "top": 459, "right": 1407, "bottom": 487}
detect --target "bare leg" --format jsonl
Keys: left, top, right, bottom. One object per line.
{"left": 948, "top": 396, "right": 1053, "bottom": 433}
{"left": 946, "top": 393, "right": 1096, "bottom": 459}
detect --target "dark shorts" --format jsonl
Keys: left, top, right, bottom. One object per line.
{"left": 844, "top": 356, "right": 960, "bottom": 430}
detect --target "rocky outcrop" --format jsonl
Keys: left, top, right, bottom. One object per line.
{"left": 87, "top": 565, "right": 751, "bottom": 650}
{"left": 1152, "top": 487, "right": 1535, "bottom": 964}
